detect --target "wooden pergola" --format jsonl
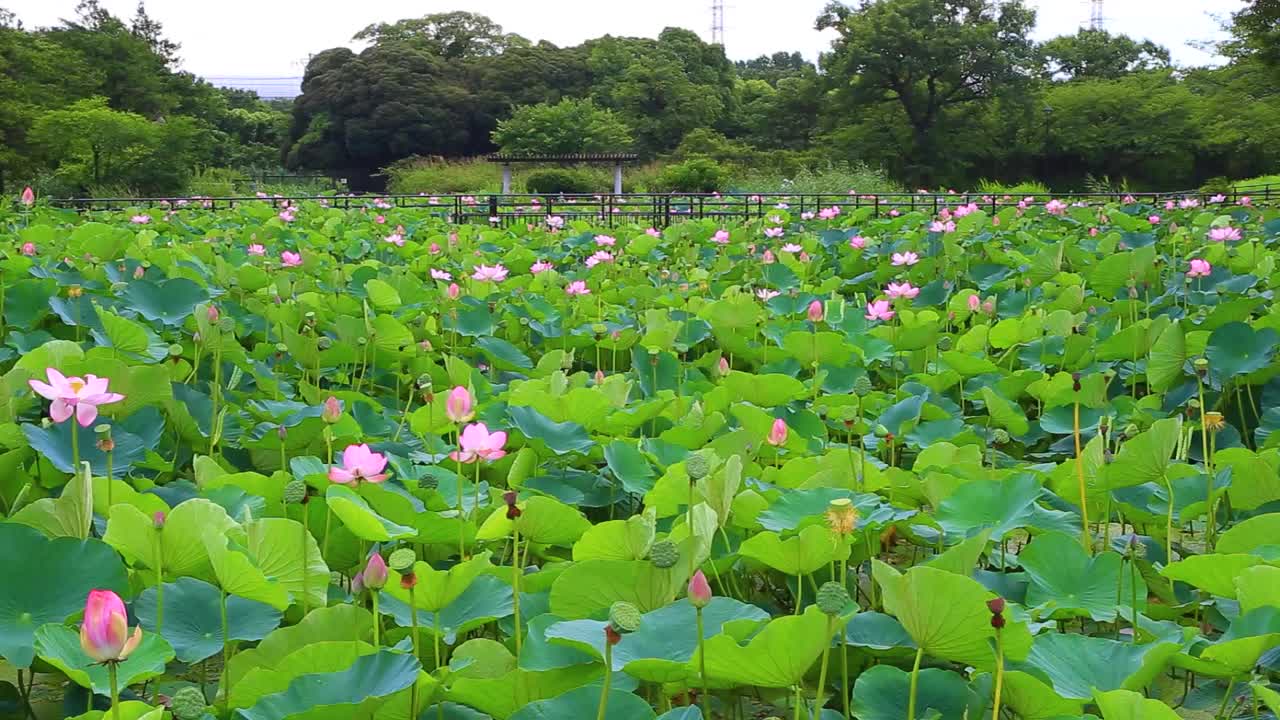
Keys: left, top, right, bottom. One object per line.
{"left": 486, "top": 153, "right": 640, "bottom": 194}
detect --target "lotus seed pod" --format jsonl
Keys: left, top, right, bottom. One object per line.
{"left": 825, "top": 498, "right": 858, "bottom": 535}
{"left": 816, "top": 582, "right": 851, "bottom": 615}
{"left": 1193, "top": 358, "right": 1209, "bottom": 373}
{"left": 168, "top": 344, "right": 184, "bottom": 357}
{"left": 852, "top": 375, "right": 873, "bottom": 397}
{"left": 388, "top": 547, "right": 416, "bottom": 571}
{"left": 282, "top": 480, "right": 307, "bottom": 504}
{"left": 218, "top": 316, "right": 236, "bottom": 333}
{"left": 992, "top": 428, "right": 1010, "bottom": 444}
{"left": 685, "top": 452, "right": 711, "bottom": 481}
{"left": 274, "top": 342, "right": 288, "bottom": 354}
{"left": 417, "top": 474, "right": 438, "bottom": 490}
{"left": 936, "top": 336, "right": 953, "bottom": 351}
{"left": 169, "top": 686, "right": 208, "bottom": 720}
{"left": 317, "top": 336, "right": 333, "bottom": 350}
{"left": 649, "top": 539, "right": 679, "bottom": 569}
{"left": 608, "top": 601, "right": 642, "bottom": 634}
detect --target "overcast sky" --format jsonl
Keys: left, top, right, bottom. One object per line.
{"left": 6, "top": 0, "right": 1243, "bottom": 85}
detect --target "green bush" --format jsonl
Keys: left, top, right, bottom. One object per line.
{"left": 524, "top": 168, "right": 597, "bottom": 194}
{"left": 655, "top": 157, "right": 729, "bottom": 193}
{"left": 384, "top": 157, "right": 504, "bottom": 194}
{"left": 187, "top": 167, "right": 246, "bottom": 197}
{"left": 976, "top": 179, "right": 1050, "bottom": 196}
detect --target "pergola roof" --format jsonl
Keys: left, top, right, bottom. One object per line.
{"left": 486, "top": 153, "right": 639, "bottom": 163}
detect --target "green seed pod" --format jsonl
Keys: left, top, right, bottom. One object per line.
{"left": 685, "top": 452, "right": 711, "bottom": 481}
{"left": 169, "top": 686, "right": 208, "bottom": 720}
{"left": 417, "top": 474, "right": 439, "bottom": 490}
{"left": 168, "top": 344, "right": 184, "bottom": 357}
{"left": 388, "top": 547, "right": 416, "bottom": 571}
{"left": 282, "top": 480, "right": 307, "bottom": 505}
{"left": 649, "top": 540, "right": 679, "bottom": 569}
{"left": 852, "top": 375, "right": 873, "bottom": 397}
{"left": 936, "top": 336, "right": 953, "bottom": 351}
{"left": 992, "top": 428, "right": 1010, "bottom": 445}
{"left": 816, "top": 581, "right": 851, "bottom": 616}
{"left": 608, "top": 601, "right": 642, "bottom": 634}
{"left": 317, "top": 336, "right": 333, "bottom": 350}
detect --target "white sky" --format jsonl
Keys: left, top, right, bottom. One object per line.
{"left": 6, "top": 0, "right": 1243, "bottom": 81}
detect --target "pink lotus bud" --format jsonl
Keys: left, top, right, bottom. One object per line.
{"left": 594, "top": 370, "right": 605, "bottom": 384}
{"left": 362, "top": 552, "right": 388, "bottom": 590}
{"left": 20, "top": 186, "right": 35, "bottom": 206}
{"left": 207, "top": 305, "right": 219, "bottom": 323}
{"left": 807, "top": 300, "right": 824, "bottom": 323}
{"left": 967, "top": 295, "right": 980, "bottom": 312}
{"left": 688, "top": 569, "right": 712, "bottom": 609}
{"left": 133, "top": 266, "right": 145, "bottom": 279}
{"left": 447, "top": 283, "right": 460, "bottom": 300}
{"left": 767, "top": 418, "right": 788, "bottom": 447}
{"left": 80, "top": 589, "right": 143, "bottom": 663}
{"left": 446, "top": 386, "right": 475, "bottom": 423}
{"left": 322, "top": 396, "right": 342, "bottom": 424}
{"left": 152, "top": 511, "right": 166, "bottom": 529}
{"left": 20, "top": 242, "right": 36, "bottom": 256}
{"left": 717, "top": 357, "right": 730, "bottom": 376}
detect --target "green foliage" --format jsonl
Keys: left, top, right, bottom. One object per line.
{"left": 655, "top": 157, "right": 729, "bottom": 193}
{"left": 493, "top": 99, "right": 632, "bottom": 155}
{"left": 524, "top": 169, "right": 598, "bottom": 194}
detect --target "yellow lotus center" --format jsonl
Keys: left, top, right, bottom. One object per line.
{"left": 69, "top": 379, "right": 85, "bottom": 393}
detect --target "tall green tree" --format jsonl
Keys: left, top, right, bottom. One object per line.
{"left": 1224, "top": 0, "right": 1280, "bottom": 71}
{"left": 353, "top": 11, "right": 527, "bottom": 58}
{"left": 1040, "top": 29, "right": 1170, "bottom": 80}
{"left": 492, "top": 98, "right": 632, "bottom": 154}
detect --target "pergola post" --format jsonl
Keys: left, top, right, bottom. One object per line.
{"left": 501, "top": 163, "right": 512, "bottom": 194}
{"left": 613, "top": 162, "right": 623, "bottom": 195}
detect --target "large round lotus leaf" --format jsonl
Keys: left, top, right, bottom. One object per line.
{"left": 104, "top": 499, "right": 237, "bottom": 582}
{"left": 738, "top": 524, "right": 841, "bottom": 576}
{"left": 510, "top": 684, "right": 655, "bottom": 720}
{"left": 545, "top": 597, "right": 770, "bottom": 682}
{"left": 520, "top": 614, "right": 598, "bottom": 671}
{"left": 21, "top": 413, "right": 159, "bottom": 477}
{"left": 384, "top": 553, "right": 492, "bottom": 612}
{"left": 655, "top": 709, "right": 701, "bottom": 720}
{"left": 478, "top": 496, "right": 592, "bottom": 547}
{"left": 508, "top": 405, "right": 594, "bottom": 456}
{"left": 229, "top": 641, "right": 378, "bottom": 710}
{"left": 325, "top": 484, "right": 416, "bottom": 542}
{"left": 1205, "top": 322, "right": 1278, "bottom": 384}
{"left": 842, "top": 612, "right": 916, "bottom": 651}
{"left": 134, "top": 577, "right": 282, "bottom": 664}
{"left": 571, "top": 509, "right": 657, "bottom": 562}
{"left": 1216, "top": 513, "right": 1280, "bottom": 556}
{"left": 226, "top": 605, "right": 373, "bottom": 690}
{"left": 201, "top": 529, "right": 291, "bottom": 611}
{"left": 446, "top": 664, "right": 606, "bottom": 720}
{"left": 935, "top": 474, "right": 1079, "bottom": 541}
{"left": 850, "top": 664, "right": 980, "bottom": 720}
{"left": 120, "top": 277, "right": 208, "bottom": 325}
{"left": 378, "top": 575, "right": 514, "bottom": 644}
{"left": 1235, "top": 566, "right": 1280, "bottom": 614}
{"left": 66, "top": 701, "right": 165, "bottom": 720}
{"left": 9, "top": 467, "right": 93, "bottom": 539}
{"left": 549, "top": 560, "right": 689, "bottom": 618}
{"left": 1016, "top": 632, "right": 1179, "bottom": 700}
{"left": 1093, "top": 688, "right": 1180, "bottom": 720}
{"left": 1197, "top": 607, "right": 1280, "bottom": 674}
{"left": 237, "top": 650, "right": 420, "bottom": 720}
{"left": 34, "top": 624, "right": 174, "bottom": 694}
{"left": 1019, "top": 533, "right": 1144, "bottom": 622}
{"left": 693, "top": 606, "right": 839, "bottom": 689}
{"left": 1160, "top": 554, "right": 1263, "bottom": 599}
{"left": 0, "top": 523, "right": 129, "bottom": 667}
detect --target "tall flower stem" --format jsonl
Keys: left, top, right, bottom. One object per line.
{"left": 108, "top": 662, "right": 121, "bottom": 720}
{"left": 371, "top": 591, "right": 380, "bottom": 647}
{"left": 840, "top": 560, "right": 850, "bottom": 720}
{"left": 70, "top": 425, "right": 80, "bottom": 473}
{"left": 696, "top": 607, "right": 710, "bottom": 720}
{"left": 1073, "top": 398, "right": 1090, "bottom": 553}
{"left": 300, "top": 511, "right": 309, "bottom": 618}
{"left": 407, "top": 583, "right": 420, "bottom": 716}
{"left": 991, "top": 631, "right": 1005, "bottom": 720}
{"left": 152, "top": 533, "right": 165, "bottom": 635}
{"left": 906, "top": 646, "right": 924, "bottom": 720}
{"left": 596, "top": 642, "right": 613, "bottom": 720}
{"left": 220, "top": 587, "right": 232, "bottom": 699}
{"left": 1196, "top": 376, "right": 1215, "bottom": 550}
{"left": 814, "top": 616, "right": 836, "bottom": 719}
{"left": 511, "top": 527, "right": 523, "bottom": 656}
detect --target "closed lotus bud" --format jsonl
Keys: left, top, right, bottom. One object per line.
{"left": 445, "top": 386, "right": 475, "bottom": 424}
{"left": 207, "top": 305, "right": 220, "bottom": 323}
{"left": 687, "top": 570, "right": 713, "bottom": 609}
{"left": 133, "top": 266, "right": 145, "bottom": 279}
{"left": 322, "top": 396, "right": 342, "bottom": 424}
{"left": 852, "top": 375, "right": 873, "bottom": 397}
{"left": 649, "top": 540, "right": 679, "bottom": 569}
{"left": 807, "top": 300, "right": 824, "bottom": 323}
{"left": 1123, "top": 423, "right": 1139, "bottom": 439}
{"left": 277, "top": 424, "right": 287, "bottom": 441}
{"left": 608, "top": 601, "right": 642, "bottom": 635}
{"left": 594, "top": 370, "right": 605, "bottom": 385}
{"left": 717, "top": 356, "right": 730, "bottom": 376}
{"left": 388, "top": 547, "right": 416, "bottom": 571}
{"left": 1071, "top": 373, "right": 1081, "bottom": 392}
{"left": 79, "top": 589, "right": 143, "bottom": 663}
{"left": 168, "top": 686, "right": 208, "bottom": 720}
{"left": 986, "top": 597, "right": 1006, "bottom": 615}
{"left": 685, "top": 452, "right": 711, "bottom": 481}
{"left": 767, "top": 418, "right": 788, "bottom": 447}
{"left": 816, "top": 581, "right": 851, "bottom": 615}
{"left": 283, "top": 480, "right": 307, "bottom": 504}
{"left": 153, "top": 511, "right": 166, "bottom": 529}
{"left": 362, "top": 553, "right": 388, "bottom": 590}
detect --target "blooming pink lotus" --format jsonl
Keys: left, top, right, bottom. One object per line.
{"left": 1239, "top": 196, "right": 1253, "bottom": 207}
{"left": 1208, "top": 226, "right": 1241, "bottom": 242}
{"left": 767, "top": 418, "right": 788, "bottom": 447}
{"left": 865, "top": 300, "right": 895, "bottom": 322}
{"left": 954, "top": 202, "right": 978, "bottom": 217}
{"left": 430, "top": 268, "right": 452, "bottom": 281}
{"left": 1179, "top": 198, "right": 1200, "bottom": 209}
{"left": 328, "top": 444, "right": 389, "bottom": 484}
{"left": 1164, "top": 201, "right": 1176, "bottom": 211}
{"left": 764, "top": 227, "right": 784, "bottom": 239}
{"left": 646, "top": 227, "right": 662, "bottom": 237}
{"left": 80, "top": 589, "right": 142, "bottom": 664}
{"left": 29, "top": 368, "right": 124, "bottom": 427}
{"left": 375, "top": 214, "right": 387, "bottom": 224}
{"left": 762, "top": 250, "right": 776, "bottom": 264}
{"left": 472, "top": 264, "right": 509, "bottom": 282}
{"left": 20, "top": 242, "right": 36, "bottom": 256}
{"left": 891, "top": 251, "right": 919, "bottom": 266}
{"left": 131, "top": 215, "right": 150, "bottom": 224}
{"left": 1209, "top": 194, "right": 1226, "bottom": 203}
{"left": 594, "top": 234, "right": 617, "bottom": 247}
{"left": 712, "top": 230, "right": 730, "bottom": 244}
{"left": 1148, "top": 215, "right": 1161, "bottom": 225}
{"left": 247, "top": 244, "right": 265, "bottom": 256}
{"left": 20, "top": 186, "right": 35, "bottom": 206}
{"left": 385, "top": 233, "right": 405, "bottom": 247}
{"left": 565, "top": 280, "right": 591, "bottom": 296}
{"left": 885, "top": 282, "right": 919, "bottom": 300}
{"left": 546, "top": 216, "right": 565, "bottom": 230}
{"left": 849, "top": 236, "right": 867, "bottom": 249}
{"left": 585, "top": 251, "right": 614, "bottom": 268}
{"left": 429, "top": 242, "right": 442, "bottom": 254}
{"left": 278, "top": 209, "right": 295, "bottom": 223}
{"left": 446, "top": 386, "right": 475, "bottom": 424}
{"left": 781, "top": 243, "right": 802, "bottom": 253}
{"left": 1187, "top": 259, "right": 1212, "bottom": 278}
{"left": 281, "top": 251, "right": 303, "bottom": 267}
{"left": 756, "top": 288, "right": 780, "bottom": 301}
{"left": 688, "top": 569, "right": 712, "bottom": 608}
{"left": 807, "top": 300, "right": 824, "bottom": 322}
{"left": 450, "top": 423, "right": 507, "bottom": 464}
{"left": 800, "top": 212, "right": 815, "bottom": 221}
{"left": 530, "top": 260, "right": 554, "bottom": 274}
{"left": 929, "top": 220, "right": 956, "bottom": 233}
{"left": 1044, "top": 199, "right": 1067, "bottom": 216}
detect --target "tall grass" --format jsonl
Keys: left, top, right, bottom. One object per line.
{"left": 728, "top": 161, "right": 901, "bottom": 194}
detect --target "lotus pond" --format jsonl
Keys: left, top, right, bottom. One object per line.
{"left": 1, "top": 194, "right": 1279, "bottom": 720}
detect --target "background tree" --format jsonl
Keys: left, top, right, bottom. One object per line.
{"left": 353, "top": 11, "right": 526, "bottom": 58}
{"left": 1224, "top": 0, "right": 1280, "bottom": 72}
{"left": 491, "top": 98, "right": 632, "bottom": 154}
{"left": 1040, "top": 29, "right": 1170, "bottom": 80}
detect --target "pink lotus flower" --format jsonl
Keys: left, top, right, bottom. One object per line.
{"left": 1209, "top": 194, "right": 1226, "bottom": 203}
{"left": 80, "top": 589, "right": 142, "bottom": 664}
{"left": 992, "top": 217, "right": 1000, "bottom": 226}
{"left": 967, "top": 294, "right": 980, "bottom": 311}
{"left": 849, "top": 236, "right": 866, "bottom": 249}
{"left": 131, "top": 215, "right": 150, "bottom": 224}
{"left": 818, "top": 207, "right": 840, "bottom": 220}
{"left": 764, "top": 227, "right": 784, "bottom": 239}
{"left": 712, "top": 230, "right": 730, "bottom": 244}
{"left": 891, "top": 251, "right": 919, "bottom": 266}
{"left": 1148, "top": 215, "right": 1161, "bottom": 224}
{"left": 450, "top": 423, "right": 507, "bottom": 464}
{"left": 375, "top": 214, "right": 387, "bottom": 224}
{"left": 885, "top": 282, "right": 919, "bottom": 300}
{"left": 246, "top": 244, "right": 265, "bottom": 256}
{"left": 929, "top": 220, "right": 956, "bottom": 233}
{"left": 953, "top": 203, "right": 978, "bottom": 218}
{"left": 585, "top": 251, "right": 614, "bottom": 268}
{"left": 762, "top": 250, "right": 775, "bottom": 264}
{"left": 767, "top": 418, "right": 788, "bottom": 447}
{"left": 447, "top": 283, "right": 460, "bottom": 300}
{"left": 982, "top": 299, "right": 996, "bottom": 315}
{"left": 1044, "top": 199, "right": 1067, "bottom": 216}
{"left": 546, "top": 216, "right": 565, "bottom": 230}
{"left": 472, "top": 264, "right": 508, "bottom": 282}
{"left": 385, "top": 233, "right": 405, "bottom": 247}
{"left": 530, "top": 260, "right": 554, "bottom": 274}
{"left": 1208, "top": 226, "right": 1241, "bottom": 242}
{"left": 1164, "top": 201, "right": 1175, "bottom": 211}
{"left": 688, "top": 569, "right": 712, "bottom": 608}
{"left": 646, "top": 227, "right": 662, "bottom": 238}
{"left": 29, "top": 368, "right": 124, "bottom": 427}
{"left": 865, "top": 300, "right": 895, "bottom": 322}
{"left": 565, "top": 280, "right": 591, "bottom": 296}
{"left": 322, "top": 396, "right": 342, "bottom": 424}
{"left": 1123, "top": 194, "right": 1136, "bottom": 204}
{"left": 431, "top": 268, "right": 452, "bottom": 281}
{"left": 1179, "top": 198, "right": 1200, "bottom": 209}
{"left": 446, "top": 386, "right": 475, "bottom": 424}
{"left": 429, "top": 242, "right": 442, "bottom": 254}
{"left": 328, "top": 444, "right": 388, "bottom": 484}
{"left": 717, "top": 357, "right": 730, "bottom": 376}
{"left": 362, "top": 553, "right": 388, "bottom": 590}
{"left": 800, "top": 212, "right": 816, "bottom": 221}
{"left": 595, "top": 234, "right": 616, "bottom": 247}
{"left": 1239, "top": 196, "right": 1253, "bottom": 207}
{"left": 889, "top": 209, "right": 900, "bottom": 217}
{"left": 20, "top": 242, "right": 36, "bottom": 256}
{"left": 281, "top": 251, "right": 302, "bottom": 267}
{"left": 20, "top": 186, "right": 35, "bottom": 206}
{"left": 1089, "top": 227, "right": 1099, "bottom": 237}
{"left": 807, "top": 300, "right": 824, "bottom": 322}
{"left": 278, "top": 209, "right": 295, "bottom": 222}
{"left": 756, "top": 289, "right": 780, "bottom": 301}
{"left": 1187, "top": 258, "right": 1212, "bottom": 278}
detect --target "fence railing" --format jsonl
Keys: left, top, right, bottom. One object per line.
{"left": 46, "top": 187, "right": 1275, "bottom": 227}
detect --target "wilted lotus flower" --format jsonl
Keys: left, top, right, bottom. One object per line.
{"left": 450, "top": 423, "right": 507, "bottom": 464}
{"left": 328, "top": 444, "right": 389, "bottom": 484}
{"left": 446, "top": 386, "right": 475, "bottom": 423}
{"left": 29, "top": 368, "right": 125, "bottom": 427}
{"left": 80, "top": 589, "right": 142, "bottom": 663}
{"left": 767, "top": 418, "right": 788, "bottom": 447}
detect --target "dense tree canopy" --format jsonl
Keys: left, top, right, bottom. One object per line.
{"left": 492, "top": 99, "right": 632, "bottom": 154}
{"left": 1040, "top": 29, "right": 1170, "bottom": 80}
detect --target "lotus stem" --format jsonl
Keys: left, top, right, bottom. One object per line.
{"left": 906, "top": 646, "right": 924, "bottom": 720}
{"left": 371, "top": 591, "right": 380, "bottom": 647}
{"left": 1073, "top": 399, "right": 1090, "bottom": 553}
{"left": 696, "top": 607, "right": 710, "bottom": 720}
{"left": 408, "top": 582, "right": 419, "bottom": 717}
{"left": 473, "top": 456, "right": 482, "bottom": 524}
{"left": 300, "top": 511, "right": 309, "bottom": 618}
{"left": 814, "top": 615, "right": 835, "bottom": 719}
{"left": 596, "top": 642, "right": 613, "bottom": 720}
{"left": 1197, "top": 375, "right": 1214, "bottom": 550}
{"left": 108, "top": 661, "right": 120, "bottom": 720}
{"left": 70, "top": 425, "right": 80, "bottom": 473}
{"left": 991, "top": 631, "right": 1004, "bottom": 720}
{"left": 840, "top": 559, "right": 850, "bottom": 720}
{"left": 153, "top": 531, "right": 165, "bottom": 635}
{"left": 321, "top": 504, "right": 332, "bottom": 564}
{"left": 220, "top": 587, "right": 232, "bottom": 698}
{"left": 1130, "top": 550, "right": 1139, "bottom": 643}
{"left": 512, "top": 526, "right": 522, "bottom": 656}
{"left": 1217, "top": 679, "right": 1235, "bottom": 720}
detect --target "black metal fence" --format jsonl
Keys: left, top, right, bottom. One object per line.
{"left": 48, "top": 186, "right": 1277, "bottom": 228}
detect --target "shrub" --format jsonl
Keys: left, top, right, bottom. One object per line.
{"left": 655, "top": 157, "right": 729, "bottom": 193}
{"left": 976, "top": 179, "right": 1051, "bottom": 196}
{"left": 524, "top": 168, "right": 597, "bottom": 194}
{"left": 729, "top": 160, "right": 900, "bottom": 194}
{"left": 384, "top": 157, "right": 503, "bottom": 194}
{"left": 188, "top": 168, "right": 247, "bottom": 197}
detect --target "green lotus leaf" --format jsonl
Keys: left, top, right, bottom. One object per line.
{"left": 693, "top": 605, "right": 840, "bottom": 689}
{"left": 104, "top": 499, "right": 237, "bottom": 582}
{"left": 121, "top": 277, "right": 209, "bottom": 325}
{"left": 1216, "top": 513, "right": 1280, "bottom": 555}
{"left": 1020, "top": 533, "right": 1143, "bottom": 622}
{"left": 510, "top": 685, "right": 655, "bottom": 720}
{"left": 226, "top": 605, "right": 373, "bottom": 690}
{"left": 134, "top": 576, "right": 282, "bottom": 664}
{"left": 34, "top": 624, "right": 174, "bottom": 695}
{"left": 850, "top": 664, "right": 981, "bottom": 720}
{"left": 0, "top": 523, "right": 129, "bottom": 667}
{"left": 379, "top": 574, "right": 513, "bottom": 643}
{"left": 935, "top": 474, "right": 1079, "bottom": 541}
{"left": 65, "top": 701, "right": 164, "bottom": 720}
{"left": 452, "top": 638, "right": 517, "bottom": 679}
{"left": 325, "top": 484, "right": 417, "bottom": 542}
{"left": 1205, "top": 321, "right": 1278, "bottom": 384}
{"left": 237, "top": 650, "right": 421, "bottom": 720}
{"left": 1235, "top": 565, "right": 1280, "bottom": 614}
{"left": 447, "top": 664, "right": 604, "bottom": 719}
{"left": 549, "top": 560, "right": 690, "bottom": 618}
{"left": 384, "top": 552, "right": 493, "bottom": 611}
{"left": 1015, "top": 632, "right": 1179, "bottom": 700}
{"left": 738, "top": 524, "right": 841, "bottom": 576}
{"left": 721, "top": 371, "right": 805, "bottom": 407}
{"left": 508, "top": 405, "right": 594, "bottom": 455}
{"left": 202, "top": 527, "right": 291, "bottom": 611}
{"left": 572, "top": 507, "right": 657, "bottom": 561}
{"left": 1092, "top": 689, "right": 1180, "bottom": 720}
{"left": 229, "top": 640, "right": 378, "bottom": 710}
{"left": 1160, "top": 554, "right": 1263, "bottom": 598}
{"left": 478, "top": 496, "right": 592, "bottom": 547}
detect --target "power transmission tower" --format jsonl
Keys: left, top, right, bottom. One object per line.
{"left": 1089, "top": 0, "right": 1105, "bottom": 30}
{"left": 711, "top": 0, "right": 725, "bottom": 46}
